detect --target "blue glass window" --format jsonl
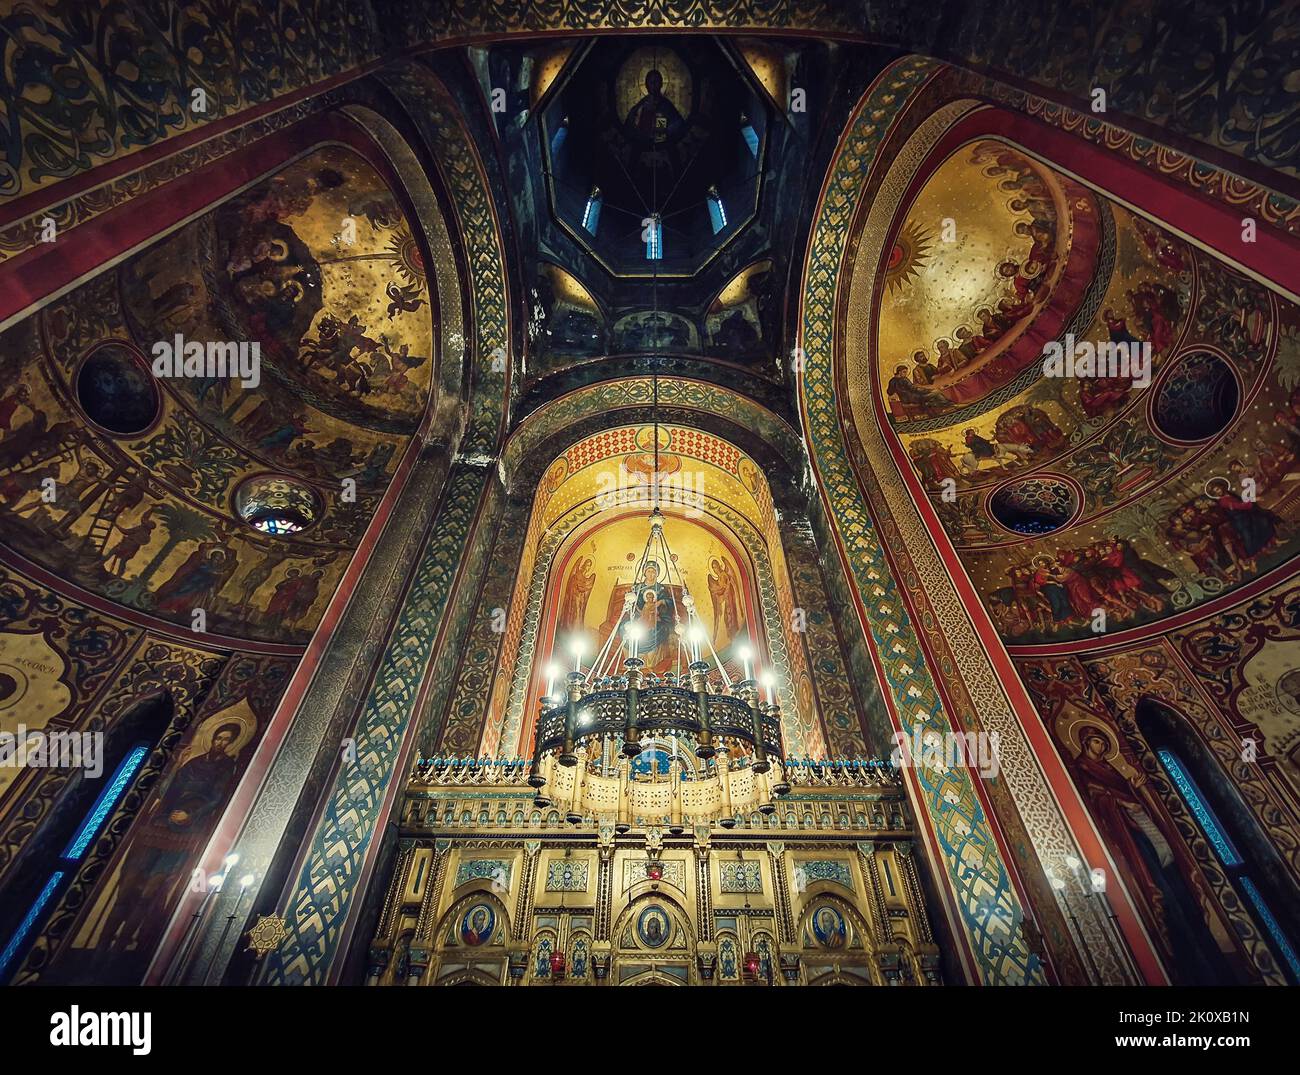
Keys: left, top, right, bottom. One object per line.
{"left": 550, "top": 118, "right": 568, "bottom": 159}
{"left": 0, "top": 740, "right": 150, "bottom": 980}
{"left": 645, "top": 214, "right": 662, "bottom": 261}
{"left": 0, "top": 871, "right": 64, "bottom": 979}
{"left": 1156, "top": 749, "right": 1241, "bottom": 866}
{"left": 582, "top": 188, "right": 602, "bottom": 235}
{"left": 1156, "top": 745, "right": 1297, "bottom": 983}
{"left": 707, "top": 189, "right": 728, "bottom": 234}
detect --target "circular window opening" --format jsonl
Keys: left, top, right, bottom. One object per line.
{"left": 1153, "top": 350, "right": 1239, "bottom": 442}
{"left": 234, "top": 475, "right": 322, "bottom": 536}
{"left": 988, "top": 477, "right": 1079, "bottom": 536}
{"left": 75, "top": 344, "right": 160, "bottom": 435}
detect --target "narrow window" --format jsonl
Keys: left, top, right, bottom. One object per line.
{"left": 645, "top": 213, "right": 662, "bottom": 260}
{"left": 582, "top": 187, "right": 602, "bottom": 235}
{"left": 707, "top": 186, "right": 727, "bottom": 234}
{"left": 740, "top": 112, "right": 759, "bottom": 158}
{"left": 1156, "top": 746, "right": 1300, "bottom": 982}
{"left": 0, "top": 742, "right": 151, "bottom": 979}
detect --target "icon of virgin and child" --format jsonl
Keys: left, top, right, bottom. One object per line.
{"left": 579, "top": 559, "right": 681, "bottom": 675}
{"left": 629, "top": 560, "right": 679, "bottom": 672}
{"left": 564, "top": 548, "right": 748, "bottom": 677}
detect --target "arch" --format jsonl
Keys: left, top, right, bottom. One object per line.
{"left": 797, "top": 57, "right": 1141, "bottom": 986}
{"left": 621, "top": 969, "right": 685, "bottom": 986}
{"left": 796, "top": 892, "right": 871, "bottom": 952}
{"left": 1136, "top": 696, "right": 1300, "bottom": 983}
{"left": 800, "top": 48, "right": 1300, "bottom": 985}
{"left": 568, "top": 929, "right": 593, "bottom": 980}
{"left": 526, "top": 928, "right": 565, "bottom": 982}
{"left": 611, "top": 892, "right": 694, "bottom": 956}
{"left": 0, "top": 689, "right": 175, "bottom": 984}
{"left": 502, "top": 376, "right": 805, "bottom": 498}
{"left": 437, "top": 968, "right": 500, "bottom": 986}
{"left": 482, "top": 405, "right": 827, "bottom": 760}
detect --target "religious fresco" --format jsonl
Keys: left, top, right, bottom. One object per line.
{"left": 1170, "top": 572, "right": 1300, "bottom": 801}
{"left": 122, "top": 144, "right": 433, "bottom": 433}
{"left": 0, "top": 563, "right": 233, "bottom": 984}
{"left": 482, "top": 419, "right": 827, "bottom": 763}
{"left": 612, "top": 310, "right": 699, "bottom": 353}
{"left": 881, "top": 140, "right": 1102, "bottom": 423}
{"left": 35, "top": 653, "right": 294, "bottom": 985}
{"left": 1017, "top": 630, "right": 1300, "bottom": 986}
{"left": 530, "top": 263, "right": 606, "bottom": 363}
{"left": 0, "top": 144, "right": 435, "bottom": 644}
{"left": 540, "top": 35, "right": 768, "bottom": 279}
{"left": 4, "top": 1, "right": 1296, "bottom": 1001}
{"left": 705, "top": 260, "right": 776, "bottom": 363}
{"left": 882, "top": 138, "right": 1297, "bottom": 644}
{"left": 1046, "top": 690, "right": 1249, "bottom": 984}
{"left": 547, "top": 511, "right": 757, "bottom": 681}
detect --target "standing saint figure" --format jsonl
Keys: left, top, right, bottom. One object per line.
{"left": 90, "top": 721, "right": 245, "bottom": 978}
{"left": 558, "top": 556, "right": 596, "bottom": 633}
{"left": 707, "top": 556, "right": 743, "bottom": 652}
{"left": 1069, "top": 723, "right": 1236, "bottom": 984}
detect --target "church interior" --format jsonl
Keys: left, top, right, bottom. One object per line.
{"left": 0, "top": 1, "right": 1298, "bottom": 995}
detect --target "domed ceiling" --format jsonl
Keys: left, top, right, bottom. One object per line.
{"left": 0, "top": 143, "right": 437, "bottom": 645}
{"left": 880, "top": 139, "right": 1102, "bottom": 424}
{"left": 870, "top": 136, "right": 1297, "bottom": 646}
{"left": 541, "top": 37, "right": 769, "bottom": 278}
{"left": 468, "top": 32, "right": 854, "bottom": 402}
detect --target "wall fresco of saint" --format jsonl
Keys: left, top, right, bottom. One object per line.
{"left": 1015, "top": 565, "right": 1300, "bottom": 986}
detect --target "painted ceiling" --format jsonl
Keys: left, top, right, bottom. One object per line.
{"left": 872, "top": 137, "right": 1299, "bottom": 645}
{"left": 479, "top": 31, "right": 845, "bottom": 395}
{"left": 880, "top": 139, "right": 1100, "bottom": 418}
{"left": 0, "top": 144, "right": 435, "bottom": 645}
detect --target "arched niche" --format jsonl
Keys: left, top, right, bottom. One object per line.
{"left": 482, "top": 409, "right": 826, "bottom": 762}
{"left": 609, "top": 892, "right": 694, "bottom": 985}
{"left": 1135, "top": 696, "right": 1300, "bottom": 983}
{"left": 429, "top": 889, "right": 513, "bottom": 986}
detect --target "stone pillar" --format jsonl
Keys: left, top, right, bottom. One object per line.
{"left": 414, "top": 840, "right": 452, "bottom": 952}
{"left": 595, "top": 831, "right": 615, "bottom": 942}
{"left": 693, "top": 831, "right": 714, "bottom": 943}
{"left": 855, "top": 841, "right": 892, "bottom": 944}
